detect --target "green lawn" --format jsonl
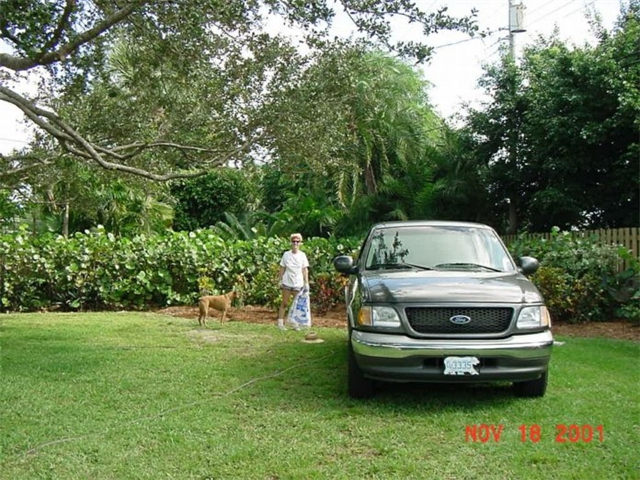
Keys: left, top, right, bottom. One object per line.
{"left": 1, "top": 312, "right": 638, "bottom": 479}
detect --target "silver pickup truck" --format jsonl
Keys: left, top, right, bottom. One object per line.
{"left": 333, "top": 221, "right": 553, "bottom": 399}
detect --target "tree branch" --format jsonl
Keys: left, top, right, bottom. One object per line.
{"left": 39, "top": 0, "right": 78, "bottom": 57}
{"left": 0, "top": 86, "right": 261, "bottom": 182}
{"left": 0, "top": 1, "right": 149, "bottom": 71}
{"left": 0, "top": 155, "right": 54, "bottom": 181}
{"left": 0, "top": 86, "right": 75, "bottom": 142}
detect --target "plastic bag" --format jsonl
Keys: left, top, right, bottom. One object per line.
{"left": 288, "top": 290, "right": 312, "bottom": 328}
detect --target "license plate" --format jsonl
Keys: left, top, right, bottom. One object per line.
{"left": 444, "top": 356, "right": 480, "bottom": 375}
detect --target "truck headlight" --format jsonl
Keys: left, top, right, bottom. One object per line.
{"left": 517, "top": 306, "right": 551, "bottom": 329}
{"left": 358, "top": 306, "right": 401, "bottom": 328}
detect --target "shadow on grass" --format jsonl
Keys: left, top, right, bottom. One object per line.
{"left": 232, "top": 331, "right": 520, "bottom": 414}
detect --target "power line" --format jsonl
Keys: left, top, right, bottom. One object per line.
{"left": 0, "top": 137, "right": 29, "bottom": 145}
{"left": 527, "top": 0, "right": 583, "bottom": 26}
{"left": 553, "top": 0, "right": 599, "bottom": 32}
{"left": 526, "top": 0, "right": 557, "bottom": 17}
{"left": 483, "top": 37, "right": 509, "bottom": 63}
{"left": 477, "top": 0, "right": 600, "bottom": 67}
{"left": 433, "top": 33, "right": 497, "bottom": 51}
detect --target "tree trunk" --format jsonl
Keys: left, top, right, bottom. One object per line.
{"left": 63, "top": 203, "right": 69, "bottom": 238}
{"left": 364, "top": 163, "right": 377, "bottom": 195}
{"left": 507, "top": 200, "right": 517, "bottom": 234}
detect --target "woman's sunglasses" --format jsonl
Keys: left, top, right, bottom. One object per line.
{"left": 291, "top": 240, "right": 301, "bottom": 244}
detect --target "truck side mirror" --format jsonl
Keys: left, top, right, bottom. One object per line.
{"left": 518, "top": 256, "right": 539, "bottom": 275}
{"left": 334, "top": 255, "right": 357, "bottom": 275}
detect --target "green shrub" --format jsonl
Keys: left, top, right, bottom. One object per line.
{"left": 606, "top": 249, "right": 640, "bottom": 324}
{"left": 8, "top": 224, "right": 634, "bottom": 322}
{"left": 0, "top": 227, "right": 361, "bottom": 313}
{"left": 529, "top": 266, "right": 572, "bottom": 320}
{"left": 509, "top": 228, "right": 639, "bottom": 323}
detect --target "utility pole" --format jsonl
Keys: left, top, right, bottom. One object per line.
{"left": 508, "top": 0, "right": 526, "bottom": 61}
{"left": 506, "top": 0, "right": 526, "bottom": 234}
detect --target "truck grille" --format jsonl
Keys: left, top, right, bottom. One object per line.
{"left": 405, "top": 307, "right": 513, "bottom": 334}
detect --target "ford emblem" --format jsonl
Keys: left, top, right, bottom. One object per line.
{"left": 449, "top": 315, "right": 471, "bottom": 325}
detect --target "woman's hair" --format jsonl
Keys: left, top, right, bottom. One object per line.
{"left": 290, "top": 233, "right": 303, "bottom": 242}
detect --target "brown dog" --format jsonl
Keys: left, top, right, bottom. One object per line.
{"left": 197, "top": 291, "right": 237, "bottom": 326}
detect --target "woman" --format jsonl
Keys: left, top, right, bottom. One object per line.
{"left": 276, "top": 233, "right": 309, "bottom": 330}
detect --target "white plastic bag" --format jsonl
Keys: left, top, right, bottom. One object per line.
{"left": 288, "top": 290, "right": 312, "bottom": 328}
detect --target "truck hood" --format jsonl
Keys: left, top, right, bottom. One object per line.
{"left": 362, "top": 270, "right": 543, "bottom": 304}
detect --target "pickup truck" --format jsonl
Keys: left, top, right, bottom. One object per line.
{"left": 333, "top": 221, "right": 553, "bottom": 399}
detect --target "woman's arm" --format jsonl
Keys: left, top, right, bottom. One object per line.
{"left": 278, "top": 266, "right": 285, "bottom": 283}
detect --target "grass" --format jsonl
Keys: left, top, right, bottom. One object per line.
{"left": 1, "top": 312, "right": 638, "bottom": 479}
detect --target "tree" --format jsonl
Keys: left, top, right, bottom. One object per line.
{"left": 0, "top": 1, "right": 479, "bottom": 183}
{"left": 170, "top": 168, "right": 254, "bottom": 231}
{"left": 247, "top": 47, "right": 449, "bottom": 237}
{"left": 342, "top": 51, "right": 441, "bottom": 198}
{"left": 465, "top": 55, "right": 528, "bottom": 234}
{"left": 302, "top": 49, "right": 447, "bottom": 233}
{"left": 4, "top": 143, "right": 175, "bottom": 236}
{"left": 519, "top": 3, "right": 639, "bottom": 229}
{"left": 0, "top": 187, "right": 23, "bottom": 232}
{"left": 463, "top": 1, "right": 639, "bottom": 232}
{"left": 429, "top": 127, "right": 493, "bottom": 224}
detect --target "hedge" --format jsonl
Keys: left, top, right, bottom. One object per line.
{"left": 1, "top": 226, "right": 637, "bottom": 323}
{"left": 0, "top": 226, "right": 360, "bottom": 313}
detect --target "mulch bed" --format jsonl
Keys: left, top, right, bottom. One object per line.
{"left": 155, "top": 304, "right": 640, "bottom": 342}
{"left": 550, "top": 320, "right": 639, "bottom": 342}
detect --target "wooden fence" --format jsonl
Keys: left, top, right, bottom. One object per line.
{"left": 502, "top": 227, "right": 640, "bottom": 271}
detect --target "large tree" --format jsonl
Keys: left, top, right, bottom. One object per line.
{"left": 429, "top": 126, "right": 493, "bottom": 225}
{"left": 260, "top": 48, "right": 447, "bottom": 236}
{"left": 519, "top": 3, "right": 639, "bottom": 230}
{"left": 0, "top": 0, "right": 478, "bottom": 183}
{"left": 464, "top": 1, "right": 639, "bottom": 232}
{"left": 464, "top": 56, "right": 527, "bottom": 233}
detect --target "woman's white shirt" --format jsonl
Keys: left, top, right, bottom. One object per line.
{"left": 280, "top": 250, "right": 309, "bottom": 288}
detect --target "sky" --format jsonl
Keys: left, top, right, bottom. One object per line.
{"left": 418, "top": 0, "right": 622, "bottom": 119}
{"left": 0, "top": 0, "right": 625, "bottom": 154}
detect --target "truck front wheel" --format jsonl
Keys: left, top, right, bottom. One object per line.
{"left": 348, "top": 340, "right": 374, "bottom": 399}
{"left": 513, "top": 370, "right": 548, "bottom": 397}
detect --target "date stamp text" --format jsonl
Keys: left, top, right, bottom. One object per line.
{"left": 465, "top": 424, "right": 604, "bottom": 443}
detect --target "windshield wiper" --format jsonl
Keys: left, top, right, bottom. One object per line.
{"left": 369, "top": 262, "right": 433, "bottom": 271}
{"left": 401, "top": 262, "right": 433, "bottom": 270}
{"left": 434, "top": 262, "right": 502, "bottom": 272}
{"left": 369, "top": 263, "right": 411, "bottom": 270}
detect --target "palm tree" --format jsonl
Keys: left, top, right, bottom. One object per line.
{"left": 330, "top": 50, "right": 444, "bottom": 224}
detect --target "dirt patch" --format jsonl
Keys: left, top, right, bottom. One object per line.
{"left": 155, "top": 305, "right": 639, "bottom": 342}
{"left": 156, "top": 304, "right": 348, "bottom": 329}
{"left": 550, "top": 320, "right": 639, "bottom": 342}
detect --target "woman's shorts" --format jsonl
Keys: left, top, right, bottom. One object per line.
{"left": 281, "top": 284, "right": 302, "bottom": 292}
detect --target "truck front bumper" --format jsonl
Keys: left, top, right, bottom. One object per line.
{"left": 351, "top": 330, "right": 553, "bottom": 383}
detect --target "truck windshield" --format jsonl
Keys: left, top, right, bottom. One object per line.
{"left": 364, "top": 226, "right": 515, "bottom": 272}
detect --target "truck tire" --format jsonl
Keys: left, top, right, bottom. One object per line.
{"left": 513, "top": 370, "right": 548, "bottom": 397}
{"left": 348, "top": 340, "right": 374, "bottom": 399}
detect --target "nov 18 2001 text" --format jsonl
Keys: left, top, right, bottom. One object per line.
{"left": 465, "top": 424, "right": 604, "bottom": 443}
